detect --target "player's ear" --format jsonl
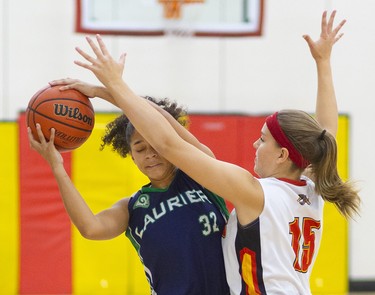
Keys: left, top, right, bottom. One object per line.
{"left": 278, "top": 147, "right": 289, "bottom": 164}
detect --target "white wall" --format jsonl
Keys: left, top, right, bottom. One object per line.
{"left": 1, "top": 0, "right": 374, "bottom": 280}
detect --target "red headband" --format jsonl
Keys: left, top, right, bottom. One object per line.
{"left": 265, "top": 112, "right": 310, "bottom": 169}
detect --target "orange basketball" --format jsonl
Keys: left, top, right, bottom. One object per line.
{"left": 26, "top": 85, "right": 95, "bottom": 152}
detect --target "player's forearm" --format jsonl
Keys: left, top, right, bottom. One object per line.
{"left": 148, "top": 101, "right": 215, "bottom": 157}
{"left": 315, "top": 59, "right": 338, "bottom": 137}
{"left": 94, "top": 86, "right": 119, "bottom": 108}
{"left": 51, "top": 165, "right": 98, "bottom": 237}
{"left": 107, "top": 80, "right": 179, "bottom": 155}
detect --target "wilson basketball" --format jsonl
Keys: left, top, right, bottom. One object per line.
{"left": 26, "top": 85, "right": 95, "bottom": 152}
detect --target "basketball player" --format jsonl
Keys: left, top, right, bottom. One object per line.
{"left": 71, "top": 10, "right": 360, "bottom": 295}
{"left": 28, "top": 96, "right": 230, "bottom": 294}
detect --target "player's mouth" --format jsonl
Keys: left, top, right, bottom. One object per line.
{"left": 146, "top": 163, "right": 161, "bottom": 169}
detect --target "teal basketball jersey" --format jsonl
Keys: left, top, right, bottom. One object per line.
{"left": 126, "top": 169, "right": 229, "bottom": 295}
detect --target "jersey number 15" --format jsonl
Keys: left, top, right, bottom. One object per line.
{"left": 289, "top": 217, "right": 321, "bottom": 273}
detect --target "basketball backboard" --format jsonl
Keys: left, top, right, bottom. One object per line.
{"left": 76, "top": 0, "right": 264, "bottom": 37}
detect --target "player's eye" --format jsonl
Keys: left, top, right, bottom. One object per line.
{"left": 136, "top": 148, "right": 145, "bottom": 153}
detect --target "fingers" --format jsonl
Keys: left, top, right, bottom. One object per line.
{"left": 74, "top": 35, "right": 106, "bottom": 66}
{"left": 27, "top": 127, "right": 38, "bottom": 149}
{"left": 49, "top": 128, "right": 56, "bottom": 143}
{"left": 85, "top": 35, "right": 105, "bottom": 59}
{"left": 74, "top": 34, "right": 126, "bottom": 85}
{"left": 332, "top": 19, "right": 346, "bottom": 38}
{"left": 31, "top": 124, "right": 55, "bottom": 145}
{"left": 75, "top": 46, "right": 95, "bottom": 66}
{"left": 27, "top": 124, "right": 49, "bottom": 151}
{"left": 73, "top": 58, "right": 91, "bottom": 71}
{"left": 119, "top": 52, "right": 127, "bottom": 66}
{"left": 74, "top": 36, "right": 103, "bottom": 69}
{"left": 327, "top": 10, "right": 346, "bottom": 37}
{"left": 36, "top": 123, "right": 47, "bottom": 144}
{"left": 57, "top": 85, "right": 73, "bottom": 91}
{"left": 50, "top": 78, "right": 76, "bottom": 86}
{"left": 334, "top": 33, "right": 344, "bottom": 44}
{"left": 321, "top": 10, "right": 328, "bottom": 36}
{"left": 302, "top": 34, "right": 313, "bottom": 45}
{"left": 320, "top": 10, "right": 345, "bottom": 44}
{"left": 327, "top": 10, "right": 337, "bottom": 33}
{"left": 95, "top": 34, "right": 110, "bottom": 56}
{"left": 49, "top": 78, "right": 79, "bottom": 91}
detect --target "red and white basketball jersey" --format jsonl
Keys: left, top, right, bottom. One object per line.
{"left": 222, "top": 176, "right": 324, "bottom": 295}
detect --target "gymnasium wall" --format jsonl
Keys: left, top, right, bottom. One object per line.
{"left": 0, "top": 112, "right": 350, "bottom": 294}
{"left": 1, "top": 0, "right": 374, "bottom": 288}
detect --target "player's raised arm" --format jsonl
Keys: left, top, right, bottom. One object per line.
{"left": 50, "top": 78, "right": 215, "bottom": 158}
{"left": 303, "top": 10, "right": 346, "bottom": 138}
{"left": 27, "top": 124, "right": 129, "bottom": 240}
{"left": 74, "top": 35, "right": 262, "bottom": 218}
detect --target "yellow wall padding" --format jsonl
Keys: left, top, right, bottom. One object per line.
{"left": 72, "top": 113, "right": 150, "bottom": 294}
{"left": 311, "top": 115, "right": 349, "bottom": 294}
{"left": 0, "top": 122, "right": 19, "bottom": 294}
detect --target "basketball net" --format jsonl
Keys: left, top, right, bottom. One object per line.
{"left": 158, "top": 0, "right": 205, "bottom": 37}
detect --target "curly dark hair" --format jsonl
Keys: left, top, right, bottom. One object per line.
{"left": 100, "top": 96, "right": 188, "bottom": 157}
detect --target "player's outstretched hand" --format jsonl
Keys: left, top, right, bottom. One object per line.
{"left": 303, "top": 10, "right": 346, "bottom": 62}
{"left": 49, "top": 78, "right": 98, "bottom": 98}
{"left": 28, "top": 124, "right": 63, "bottom": 168}
{"left": 50, "top": 78, "right": 116, "bottom": 106}
{"left": 74, "top": 34, "right": 126, "bottom": 89}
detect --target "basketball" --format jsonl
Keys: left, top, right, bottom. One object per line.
{"left": 26, "top": 85, "right": 95, "bottom": 152}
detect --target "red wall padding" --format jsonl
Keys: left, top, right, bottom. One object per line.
{"left": 188, "top": 114, "right": 267, "bottom": 211}
{"left": 189, "top": 115, "right": 267, "bottom": 171}
{"left": 18, "top": 113, "right": 72, "bottom": 294}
